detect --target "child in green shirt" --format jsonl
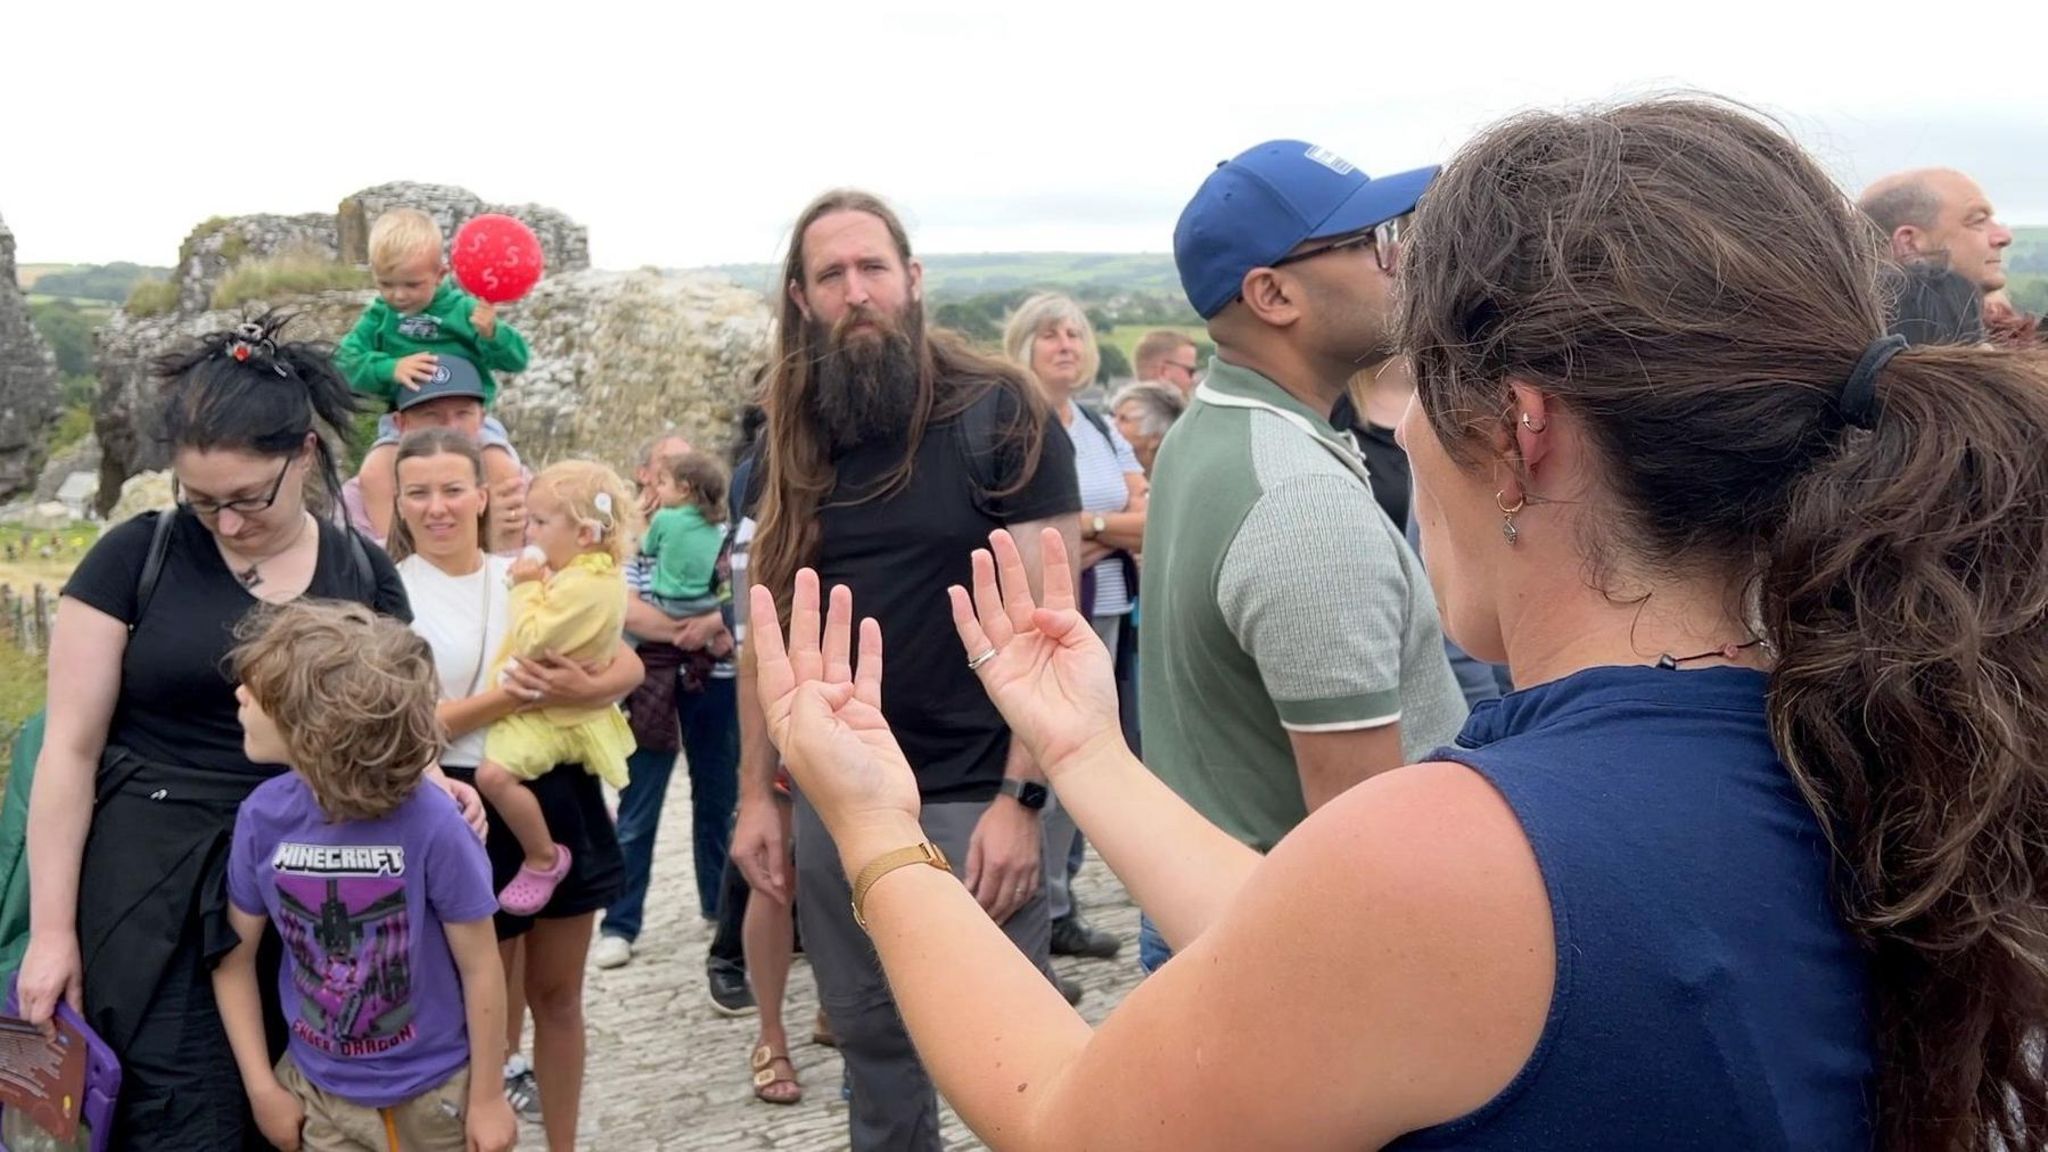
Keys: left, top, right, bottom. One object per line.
{"left": 337, "top": 208, "right": 530, "bottom": 541}
{"left": 640, "top": 451, "right": 730, "bottom": 619}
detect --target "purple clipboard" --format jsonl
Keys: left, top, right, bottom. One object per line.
{"left": 0, "top": 979, "right": 118, "bottom": 1152}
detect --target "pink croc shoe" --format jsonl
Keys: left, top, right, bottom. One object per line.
{"left": 499, "top": 844, "right": 573, "bottom": 915}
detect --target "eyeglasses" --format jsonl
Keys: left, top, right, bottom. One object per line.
{"left": 175, "top": 455, "right": 294, "bottom": 518}
{"left": 1272, "top": 213, "right": 1412, "bottom": 275}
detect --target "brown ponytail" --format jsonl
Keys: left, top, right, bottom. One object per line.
{"left": 1762, "top": 341, "right": 2048, "bottom": 1150}
{"left": 1401, "top": 95, "right": 2048, "bottom": 1150}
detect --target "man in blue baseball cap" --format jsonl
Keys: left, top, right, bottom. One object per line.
{"left": 1134, "top": 140, "right": 1469, "bottom": 972}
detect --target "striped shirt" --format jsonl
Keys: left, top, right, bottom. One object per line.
{"left": 1063, "top": 410, "right": 1143, "bottom": 617}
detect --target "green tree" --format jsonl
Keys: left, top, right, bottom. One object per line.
{"left": 1097, "top": 344, "right": 1132, "bottom": 383}
{"left": 934, "top": 300, "right": 1001, "bottom": 343}
{"left": 27, "top": 299, "right": 100, "bottom": 377}
{"left": 2008, "top": 275, "right": 2048, "bottom": 317}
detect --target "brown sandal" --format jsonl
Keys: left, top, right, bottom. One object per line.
{"left": 751, "top": 1043, "right": 803, "bottom": 1105}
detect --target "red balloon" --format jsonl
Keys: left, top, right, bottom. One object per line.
{"left": 451, "top": 213, "right": 545, "bottom": 304}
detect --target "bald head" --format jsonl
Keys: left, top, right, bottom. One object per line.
{"left": 1859, "top": 168, "right": 2014, "bottom": 292}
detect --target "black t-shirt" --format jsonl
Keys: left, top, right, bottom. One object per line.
{"left": 63, "top": 511, "right": 410, "bottom": 774}
{"left": 748, "top": 385, "right": 1079, "bottom": 802}
{"left": 1329, "top": 394, "right": 1412, "bottom": 530}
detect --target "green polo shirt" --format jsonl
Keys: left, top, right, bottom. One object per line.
{"left": 1137, "top": 358, "right": 1468, "bottom": 851}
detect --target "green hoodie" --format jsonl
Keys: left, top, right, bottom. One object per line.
{"left": 334, "top": 278, "right": 530, "bottom": 408}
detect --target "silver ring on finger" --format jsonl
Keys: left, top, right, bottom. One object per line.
{"left": 967, "top": 647, "right": 998, "bottom": 672}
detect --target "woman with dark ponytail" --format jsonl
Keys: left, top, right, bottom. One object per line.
{"left": 15, "top": 314, "right": 474, "bottom": 1150}
{"left": 740, "top": 97, "right": 2047, "bottom": 1152}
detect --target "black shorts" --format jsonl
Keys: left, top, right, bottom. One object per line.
{"left": 445, "top": 762, "right": 625, "bottom": 941}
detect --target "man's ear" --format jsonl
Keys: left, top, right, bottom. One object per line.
{"left": 789, "top": 278, "right": 813, "bottom": 322}
{"left": 908, "top": 257, "right": 924, "bottom": 305}
{"left": 1237, "top": 267, "right": 1302, "bottom": 328}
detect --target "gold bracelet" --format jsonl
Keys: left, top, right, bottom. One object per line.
{"left": 851, "top": 841, "right": 952, "bottom": 930}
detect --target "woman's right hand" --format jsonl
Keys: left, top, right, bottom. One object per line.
{"left": 16, "top": 930, "right": 82, "bottom": 1035}
{"left": 950, "top": 528, "right": 1123, "bottom": 781}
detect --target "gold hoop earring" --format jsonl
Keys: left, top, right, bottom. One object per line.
{"left": 1520, "top": 411, "right": 1547, "bottom": 433}
{"left": 1495, "top": 490, "right": 1527, "bottom": 546}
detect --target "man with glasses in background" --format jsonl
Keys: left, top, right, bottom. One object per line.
{"left": 1133, "top": 329, "right": 1204, "bottom": 396}
{"left": 1134, "top": 141, "right": 1467, "bottom": 972}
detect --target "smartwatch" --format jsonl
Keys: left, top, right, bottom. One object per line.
{"left": 997, "top": 778, "right": 1049, "bottom": 810}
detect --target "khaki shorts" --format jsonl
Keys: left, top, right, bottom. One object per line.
{"left": 276, "top": 1052, "right": 470, "bottom": 1152}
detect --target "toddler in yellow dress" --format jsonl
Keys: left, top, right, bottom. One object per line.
{"left": 479, "top": 460, "right": 640, "bottom": 914}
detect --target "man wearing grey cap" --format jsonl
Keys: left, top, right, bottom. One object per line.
{"left": 1136, "top": 140, "right": 1468, "bottom": 970}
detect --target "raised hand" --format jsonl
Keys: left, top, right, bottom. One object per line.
{"left": 750, "top": 571, "right": 921, "bottom": 840}
{"left": 950, "top": 528, "right": 1123, "bottom": 781}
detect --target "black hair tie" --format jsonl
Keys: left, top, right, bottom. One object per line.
{"left": 1837, "top": 334, "right": 1905, "bottom": 430}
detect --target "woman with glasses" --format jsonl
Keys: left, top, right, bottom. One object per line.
{"left": 14, "top": 315, "right": 467, "bottom": 1151}
{"left": 1000, "top": 293, "right": 1148, "bottom": 966}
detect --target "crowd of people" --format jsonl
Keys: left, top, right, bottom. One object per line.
{"left": 8, "top": 91, "right": 2046, "bottom": 1152}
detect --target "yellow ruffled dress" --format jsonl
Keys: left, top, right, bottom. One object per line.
{"left": 483, "top": 552, "right": 636, "bottom": 787}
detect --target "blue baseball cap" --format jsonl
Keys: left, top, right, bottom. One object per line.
{"left": 1173, "top": 140, "right": 1440, "bottom": 319}
{"left": 394, "top": 353, "right": 486, "bottom": 411}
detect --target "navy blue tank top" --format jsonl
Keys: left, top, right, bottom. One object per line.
{"left": 1389, "top": 666, "right": 1873, "bottom": 1150}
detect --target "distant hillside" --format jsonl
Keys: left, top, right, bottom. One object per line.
{"left": 701, "top": 252, "right": 1183, "bottom": 300}
{"left": 19, "top": 262, "right": 170, "bottom": 303}
{"left": 2005, "top": 226, "right": 2047, "bottom": 272}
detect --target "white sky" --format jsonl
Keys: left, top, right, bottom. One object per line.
{"left": 8, "top": 0, "right": 2047, "bottom": 269}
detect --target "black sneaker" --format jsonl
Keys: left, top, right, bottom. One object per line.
{"left": 709, "top": 964, "right": 758, "bottom": 1017}
{"left": 1056, "top": 972, "right": 1085, "bottom": 1006}
{"left": 1050, "top": 914, "right": 1122, "bottom": 959}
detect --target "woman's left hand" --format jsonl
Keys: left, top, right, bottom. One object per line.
{"left": 749, "top": 571, "right": 921, "bottom": 841}
{"left": 503, "top": 652, "right": 604, "bottom": 709}
{"left": 428, "top": 770, "right": 489, "bottom": 840}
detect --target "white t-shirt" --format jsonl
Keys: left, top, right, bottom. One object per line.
{"left": 397, "top": 553, "right": 512, "bottom": 769}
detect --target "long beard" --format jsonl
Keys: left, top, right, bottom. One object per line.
{"left": 806, "top": 304, "right": 923, "bottom": 454}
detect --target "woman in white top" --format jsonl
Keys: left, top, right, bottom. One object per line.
{"left": 388, "top": 427, "right": 644, "bottom": 1152}
{"left": 1002, "top": 293, "right": 1148, "bottom": 959}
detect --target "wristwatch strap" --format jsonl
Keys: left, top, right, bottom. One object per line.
{"left": 851, "top": 841, "right": 952, "bottom": 929}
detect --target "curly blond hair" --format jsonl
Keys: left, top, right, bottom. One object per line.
{"left": 232, "top": 600, "right": 443, "bottom": 822}
{"left": 530, "top": 458, "right": 643, "bottom": 561}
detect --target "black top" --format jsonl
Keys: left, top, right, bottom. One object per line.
{"left": 63, "top": 511, "right": 410, "bottom": 774}
{"left": 1329, "top": 393, "right": 1411, "bottom": 529}
{"left": 748, "top": 385, "right": 1079, "bottom": 802}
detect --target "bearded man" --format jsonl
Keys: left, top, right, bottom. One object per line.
{"left": 728, "top": 190, "right": 1081, "bottom": 1151}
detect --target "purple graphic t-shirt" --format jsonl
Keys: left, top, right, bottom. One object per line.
{"left": 228, "top": 774, "right": 496, "bottom": 1107}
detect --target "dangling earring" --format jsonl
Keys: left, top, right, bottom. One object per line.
{"left": 1496, "top": 490, "right": 1526, "bottom": 545}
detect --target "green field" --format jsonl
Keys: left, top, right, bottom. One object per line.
{"left": 1097, "top": 322, "right": 1209, "bottom": 364}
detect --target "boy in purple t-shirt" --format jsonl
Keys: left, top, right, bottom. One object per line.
{"left": 215, "top": 602, "right": 516, "bottom": 1152}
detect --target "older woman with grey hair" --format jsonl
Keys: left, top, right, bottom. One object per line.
{"left": 1001, "top": 292, "right": 1147, "bottom": 966}
{"left": 1109, "top": 381, "right": 1186, "bottom": 477}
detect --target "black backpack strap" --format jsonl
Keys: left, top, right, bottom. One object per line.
{"left": 344, "top": 525, "right": 376, "bottom": 601}
{"left": 1074, "top": 401, "right": 1113, "bottom": 444}
{"left": 129, "top": 509, "right": 181, "bottom": 634}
